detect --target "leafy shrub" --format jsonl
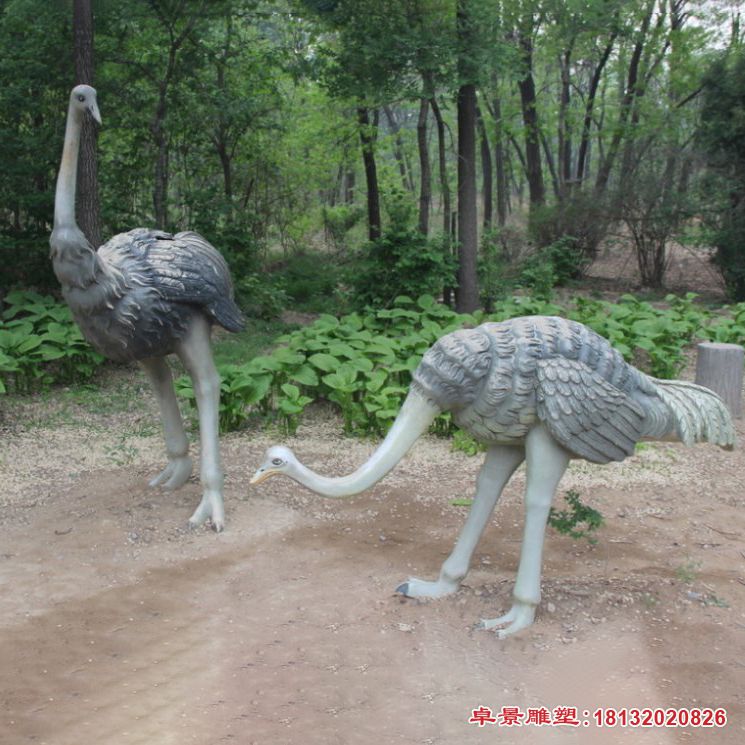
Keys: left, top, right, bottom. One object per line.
{"left": 547, "top": 489, "right": 604, "bottom": 544}
{"left": 176, "top": 290, "right": 745, "bottom": 436}
{"left": 529, "top": 193, "right": 611, "bottom": 266}
{"left": 0, "top": 290, "right": 105, "bottom": 393}
{"left": 322, "top": 204, "right": 365, "bottom": 251}
{"left": 698, "top": 48, "right": 745, "bottom": 300}
{"left": 517, "top": 237, "right": 589, "bottom": 301}
{"left": 234, "top": 274, "right": 290, "bottom": 320}
{"left": 570, "top": 293, "right": 705, "bottom": 378}
{"left": 269, "top": 251, "right": 347, "bottom": 314}
{"left": 349, "top": 229, "right": 456, "bottom": 309}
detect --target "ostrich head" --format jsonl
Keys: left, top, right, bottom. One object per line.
{"left": 70, "top": 84, "right": 102, "bottom": 125}
{"left": 250, "top": 445, "right": 298, "bottom": 485}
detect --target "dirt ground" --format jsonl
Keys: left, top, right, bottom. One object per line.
{"left": 1, "top": 360, "right": 744, "bottom": 745}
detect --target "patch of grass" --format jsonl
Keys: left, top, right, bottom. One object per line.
{"left": 104, "top": 432, "right": 140, "bottom": 467}
{"left": 450, "top": 498, "right": 474, "bottom": 507}
{"left": 675, "top": 559, "right": 702, "bottom": 584}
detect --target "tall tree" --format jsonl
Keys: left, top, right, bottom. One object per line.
{"left": 73, "top": 0, "right": 102, "bottom": 247}
{"left": 416, "top": 97, "right": 432, "bottom": 234}
{"left": 358, "top": 107, "right": 382, "bottom": 240}
{"left": 455, "top": 0, "right": 479, "bottom": 312}
{"left": 515, "top": 14, "right": 545, "bottom": 209}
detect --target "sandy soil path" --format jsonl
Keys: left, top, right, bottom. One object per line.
{"left": 1, "top": 389, "right": 744, "bottom": 744}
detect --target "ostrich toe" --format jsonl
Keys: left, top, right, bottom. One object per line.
{"left": 148, "top": 456, "right": 193, "bottom": 490}
{"left": 187, "top": 489, "right": 225, "bottom": 533}
{"left": 396, "top": 576, "right": 459, "bottom": 599}
{"left": 476, "top": 600, "right": 537, "bottom": 638}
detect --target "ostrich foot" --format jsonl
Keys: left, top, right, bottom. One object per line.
{"left": 148, "top": 456, "right": 193, "bottom": 491}
{"left": 476, "top": 601, "right": 537, "bottom": 638}
{"left": 396, "top": 576, "right": 460, "bottom": 600}
{"left": 188, "top": 490, "right": 225, "bottom": 533}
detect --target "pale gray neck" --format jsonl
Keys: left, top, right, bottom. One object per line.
{"left": 54, "top": 101, "right": 82, "bottom": 229}
{"left": 290, "top": 393, "right": 440, "bottom": 498}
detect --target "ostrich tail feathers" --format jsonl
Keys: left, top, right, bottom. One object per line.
{"left": 653, "top": 378, "right": 735, "bottom": 450}
{"left": 211, "top": 297, "right": 245, "bottom": 333}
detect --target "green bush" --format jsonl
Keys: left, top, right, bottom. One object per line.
{"left": 698, "top": 48, "right": 745, "bottom": 300}
{"left": 548, "top": 489, "right": 604, "bottom": 544}
{"left": 234, "top": 274, "right": 290, "bottom": 320}
{"left": 322, "top": 204, "right": 365, "bottom": 251}
{"left": 349, "top": 229, "right": 456, "bottom": 309}
{"left": 0, "top": 290, "right": 105, "bottom": 393}
{"left": 269, "top": 251, "right": 346, "bottom": 314}
{"left": 177, "top": 290, "right": 745, "bottom": 436}
{"left": 529, "top": 193, "right": 610, "bottom": 267}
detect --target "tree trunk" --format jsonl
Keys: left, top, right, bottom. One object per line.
{"left": 695, "top": 343, "right": 744, "bottom": 418}
{"left": 456, "top": 82, "right": 479, "bottom": 312}
{"left": 476, "top": 103, "right": 493, "bottom": 230}
{"left": 383, "top": 105, "right": 414, "bottom": 193}
{"left": 430, "top": 96, "right": 450, "bottom": 238}
{"left": 493, "top": 96, "right": 507, "bottom": 226}
{"left": 358, "top": 107, "right": 381, "bottom": 241}
{"left": 517, "top": 32, "right": 545, "bottom": 209}
{"left": 576, "top": 31, "right": 617, "bottom": 184}
{"left": 416, "top": 98, "right": 431, "bottom": 235}
{"left": 558, "top": 46, "right": 573, "bottom": 197}
{"left": 152, "top": 82, "right": 170, "bottom": 230}
{"left": 594, "top": 0, "right": 654, "bottom": 197}
{"left": 344, "top": 168, "right": 355, "bottom": 204}
{"left": 73, "top": 0, "right": 102, "bottom": 247}
{"left": 455, "top": 0, "right": 479, "bottom": 312}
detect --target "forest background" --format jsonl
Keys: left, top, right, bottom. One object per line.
{"left": 2, "top": 0, "right": 745, "bottom": 404}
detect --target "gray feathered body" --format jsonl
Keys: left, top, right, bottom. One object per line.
{"left": 50, "top": 228, "right": 244, "bottom": 362}
{"left": 411, "top": 316, "right": 734, "bottom": 463}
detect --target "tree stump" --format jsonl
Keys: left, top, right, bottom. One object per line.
{"left": 695, "top": 342, "right": 744, "bottom": 418}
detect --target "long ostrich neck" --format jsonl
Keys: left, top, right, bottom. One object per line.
{"left": 291, "top": 393, "right": 440, "bottom": 498}
{"left": 54, "top": 101, "right": 82, "bottom": 229}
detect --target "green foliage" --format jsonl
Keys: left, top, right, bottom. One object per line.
{"left": 698, "top": 47, "right": 745, "bottom": 300}
{"left": 529, "top": 195, "right": 610, "bottom": 266}
{"left": 322, "top": 204, "right": 365, "bottom": 251}
{"left": 547, "top": 489, "right": 604, "bottom": 544}
{"left": 234, "top": 274, "right": 290, "bottom": 320}
{"left": 517, "top": 237, "right": 590, "bottom": 301}
{"left": 451, "top": 430, "right": 486, "bottom": 456}
{"left": 269, "top": 252, "right": 347, "bottom": 314}
{"left": 349, "top": 194, "right": 457, "bottom": 310}
{"left": 177, "top": 290, "right": 745, "bottom": 436}
{"left": 176, "top": 293, "right": 466, "bottom": 434}
{"left": 0, "top": 290, "right": 105, "bottom": 394}
{"left": 569, "top": 293, "right": 707, "bottom": 378}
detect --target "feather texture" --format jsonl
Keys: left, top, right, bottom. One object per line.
{"left": 53, "top": 228, "right": 245, "bottom": 362}
{"left": 411, "top": 316, "right": 735, "bottom": 461}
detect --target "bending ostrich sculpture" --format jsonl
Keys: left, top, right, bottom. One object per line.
{"left": 252, "top": 315, "right": 735, "bottom": 636}
{"left": 50, "top": 85, "right": 244, "bottom": 531}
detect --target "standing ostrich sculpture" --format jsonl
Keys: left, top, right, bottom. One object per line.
{"left": 252, "top": 315, "right": 735, "bottom": 636}
{"left": 50, "top": 85, "right": 244, "bottom": 532}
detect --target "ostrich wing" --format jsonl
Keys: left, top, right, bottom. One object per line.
{"left": 535, "top": 357, "right": 646, "bottom": 464}
{"left": 103, "top": 229, "right": 245, "bottom": 332}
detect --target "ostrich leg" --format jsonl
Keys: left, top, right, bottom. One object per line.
{"left": 479, "top": 424, "right": 570, "bottom": 637}
{"left": 140, "top": 357, "right": 193, "bottom": 490}
{"left": 176, "top": 316, "right": 225, "bottom": 531}
{"left": 397, "top": 444, "right": 525, "bottom": 599}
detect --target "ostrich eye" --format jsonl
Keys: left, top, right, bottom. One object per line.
{"left": 271, "top": 458, "right": 284, "bottom": 467}
{"left": 77, "top": 95, "right": 85, "bottom": 102}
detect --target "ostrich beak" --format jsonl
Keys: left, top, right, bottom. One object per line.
{"left": 88, "top": 102, "right": 102, "bottom": 125}
{"left": 249, "top": 467, "right": 276, "bottom": 486}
